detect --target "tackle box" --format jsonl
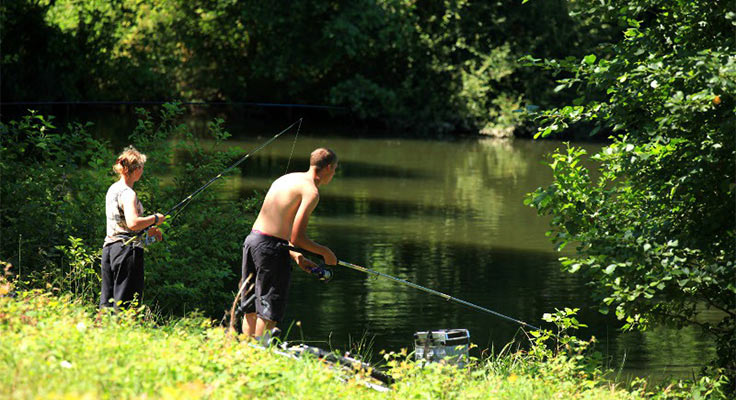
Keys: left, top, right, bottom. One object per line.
{"left": 413, "top": 328, "right": 470, "bottom": 367}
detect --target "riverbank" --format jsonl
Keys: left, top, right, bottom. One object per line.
{"left": 0, "top": 282, "right": 726, "bottom": 399}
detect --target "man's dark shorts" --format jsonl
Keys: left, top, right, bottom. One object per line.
{"left": 241, "top": 231, "right": 291, "bottom": 322}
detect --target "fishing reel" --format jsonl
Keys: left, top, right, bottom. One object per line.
{"left": 309, "top": 263, "right": 333, "bottom": 283}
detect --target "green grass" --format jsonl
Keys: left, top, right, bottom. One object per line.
{"left": 0, "top": 283, "right": 725, "bottom": 399}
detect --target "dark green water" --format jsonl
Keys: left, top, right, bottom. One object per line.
{"left": 6, "top": 104, "right": 713, "bottom": 381}
{"left": 221, "top": 131, "right": 715, "bottom": 381}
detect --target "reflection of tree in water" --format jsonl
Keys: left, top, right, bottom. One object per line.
{"left": 612, "top": 325, "right": 716, "bottom": 383}
{"left": 286, "top": 232, "right": 573, "bottom": 359}
{"left": 449, "top": 138, "right": 527, "bottom": 246}
{"left": 189, "top": 134, "right": 714, "bottom": 376}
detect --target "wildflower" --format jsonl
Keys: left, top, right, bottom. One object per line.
{"left": 713, "top": 95, "right": 721, "bottom": 105}
{"left": 76, "top": 322, "right": 87, "bottom": 332}
{"left": 60, "top": 361, "right": 72, "bottom": 369}
{"left": 507, "top": 373, "right": 518, "bottom": 383}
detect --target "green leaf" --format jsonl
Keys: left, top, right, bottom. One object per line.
{"left": 583, "top": 54, "right": 597, "bottom": 65}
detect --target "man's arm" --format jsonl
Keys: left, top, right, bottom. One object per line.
{"left": 290, "top": 190, "right": 337, "bottom": 265}
{"left": 289, "top": 250, "right": 319, "bottom": 273}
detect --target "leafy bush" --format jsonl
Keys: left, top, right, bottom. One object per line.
{"left": 0, "top": 112, "right": 112, "bottom": 280}
{"left": 54, "top": 236, "right": 101, "bottom": 305}
{"left": 523, "top": 0, "right": 735, "bottom": 390}
{"left": 5, "top": 279, "right": 721, "bottom": 399}
{"left": 3, "top": 0, "right": 602, "bottom": 135}
{"left": 124, "top": 104, "right": 260, "bottom": 316}
{"left": 0, "top": 104, "right": 263, "bottom": 317}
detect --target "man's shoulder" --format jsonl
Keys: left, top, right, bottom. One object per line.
{"left": 271, "top": 173, "right": 317, "bottom": 196}
{"left": 283, "top": 172, "right": 316, "bottom": 188}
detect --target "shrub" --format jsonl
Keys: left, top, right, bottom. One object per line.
{"left": 0, "top": 104, "right": 264, "bottom": 317}
{"left": 523, "top": 0, "right": 735, "bottom": 390}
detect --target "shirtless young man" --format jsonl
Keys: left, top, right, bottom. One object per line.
{"left": 241, "top": 148, "right": 339, "bottom": 338}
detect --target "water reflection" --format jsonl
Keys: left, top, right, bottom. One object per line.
{"left": 221, "top": 133, "right": 714, "bottom": 380}
{"left": 15, "top": 106, "right": 715, "bottom": 381}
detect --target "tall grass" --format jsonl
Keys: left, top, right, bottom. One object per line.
{"left": 1, "top": 273, "right": 728, "bottom": 400}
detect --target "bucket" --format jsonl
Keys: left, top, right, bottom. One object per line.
{"left": 413, "top": 329, "right": 470, "bottom": 367}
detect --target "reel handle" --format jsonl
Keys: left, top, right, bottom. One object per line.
{"left": 310, "top": 263, "right": 333, "bottom": 283}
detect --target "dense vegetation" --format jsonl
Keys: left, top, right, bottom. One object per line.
{"left": 524, "top": 0, "right": 735, "bottom": 391}
{"left": 1, "top": 277, "right": 730, "bottom": 399}
{"left": 1, "top": 0, "right": 606, "bottom": 135}
{"left": 1, "top": 0, "right": 733, "bottom": 397}
{"left": 0, "top": 104, "right": 259, "bottom": 316}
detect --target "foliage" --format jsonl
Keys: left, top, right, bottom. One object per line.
{"left": 523, "top": 307, "right": 730, "bottom": 399}
{"left": 0, "top": 1, "right": 83, "bottom": 101}
{"left": 125, "top": 104, "right": 259, "bottom": 316}
{"left": 2, "top": 0, "right": 602, "bottom": 135}
{"left": 4, "top": 282, "right": 725, "bottom": 399}
{"left": 54, "top": 236, "right": 101, "bottom": 305}
{"left": 0, "top": 105, "right": 262, "bottom": 317}
{"left": 523, "top": 0, "right": 735, "bottom": 390}
{"left": 529, "top": 308, "right": 600, "bottom": 372}
{"left": 0, "top": 112, "right": 113, "bottom": 279}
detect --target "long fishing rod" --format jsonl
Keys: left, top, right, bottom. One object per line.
{"left": 285, "top": 246, "right": 541, "bottom": 331}
{"left": 124, "top": 118, "right": 303, "bottom": 245}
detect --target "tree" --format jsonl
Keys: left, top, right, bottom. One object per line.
{"left": 523, "top": 0, "right": 735, "bottom": 388}
{"left": 4, "top": 0, "right": 596, "bottom": 135}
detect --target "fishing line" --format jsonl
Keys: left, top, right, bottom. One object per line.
{"left": 284, "top": 118, "right": 302, "bottom": 174}
{"left": 124, "top": 118, "right": 303, "bottom": 245}
{"left": 286, "top": 246, "right": 541, "bottom": 331}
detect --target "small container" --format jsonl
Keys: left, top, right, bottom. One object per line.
{"left": 414, "top": 329, "right": 470, "bottom": 367}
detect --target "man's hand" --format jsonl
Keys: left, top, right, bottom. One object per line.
{"left": 294, "top": 253, "right": 319, "bottom": 273}
{"left": 322, "top": 248, "right": 337, "bottom": 266}
{"left": 149, "top": 226, "right": 163, "bottom": 242}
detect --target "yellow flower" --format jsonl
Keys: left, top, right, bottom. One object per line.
{"left": 507, "top": 373, "right": 518, "bottom": 383}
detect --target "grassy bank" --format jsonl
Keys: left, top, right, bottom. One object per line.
{"left": 0, "top": 280, "right": 726, "bottom": 399}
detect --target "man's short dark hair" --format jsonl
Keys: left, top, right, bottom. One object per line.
{"left": 310, "top": 148, "right": 337, "bottom": 171}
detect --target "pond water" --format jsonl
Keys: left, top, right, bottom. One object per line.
{"left": 217, "top": 126, "right": 715, "bottom": 382}
{"left": 4, "top": 105, "right": 714, "bottom": 381}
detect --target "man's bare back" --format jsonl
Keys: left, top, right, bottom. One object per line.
{"left": 251, "top": 150, "right": 338, "bottom": 265}
{"left": 241, "top": 148, "right": 338, "bottom": 338}
{"left": 252, "top": 172, "right": 318, "bottom": 242}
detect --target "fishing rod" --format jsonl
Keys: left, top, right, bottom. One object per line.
{"left": 124, "top": 118, "right": 303, "bottom": 246}
{"left": 285, "top": 246, "right": 541, "bottom": 331}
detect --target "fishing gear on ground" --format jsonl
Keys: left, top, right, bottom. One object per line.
{"left": 245, "top": 340, "right": 392, "bottom": 392}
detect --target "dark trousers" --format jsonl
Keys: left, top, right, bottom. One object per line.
{"left": 100, "top": 242, "right": 144, "bottom": 309}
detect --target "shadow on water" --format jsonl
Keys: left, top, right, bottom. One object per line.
{"left": 284, "top": 235, "right": 603, "bottom": 359}
{"left": 13, "top": 105, "right": 713, "bottom": 382}
{"left": 217, "top": 135, "right": 715, "bottom": 381}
